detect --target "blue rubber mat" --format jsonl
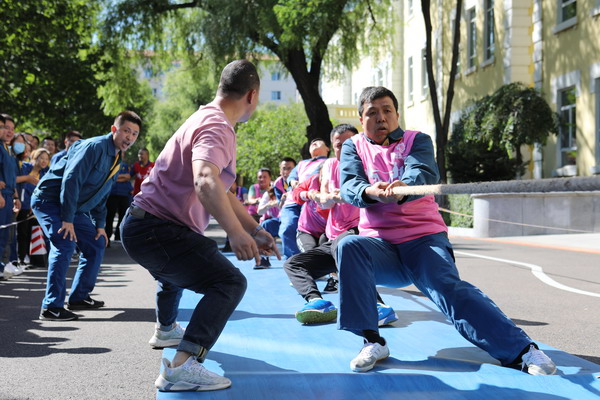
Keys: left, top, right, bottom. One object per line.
{"left": 157, "top": 254, "right": 600, "bottom": 399}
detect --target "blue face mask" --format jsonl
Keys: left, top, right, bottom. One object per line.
{"left": 12, "top": 142, "right": 25, "bottom": 155}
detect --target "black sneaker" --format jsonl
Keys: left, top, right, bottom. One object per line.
{"left": 253, "top": 257, "right": 271, "bottom": 270}
{"left": 323, "top": 277, "right": 338, "bottom": 293}
{"left": 40, "top": 307, "right": 79, "bottom": 321}
{"left": 67, "top": 296, "right": 105, "bottom": 310}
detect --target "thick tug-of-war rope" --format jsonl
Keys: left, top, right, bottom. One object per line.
{"left": 391, "top": 176, "right": 600, "bottom": 197}
{"left": 438, "top": 207, "right": 593, "bottom": 233}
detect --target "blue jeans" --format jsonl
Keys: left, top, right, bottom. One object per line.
{"left": 260, "top": 217, "right": 280, "bottom": 238}
{"left": 278, "top": 204, "right": 301, "bottom": 258}
{"left": 336, "top": 232, "right": 532, "bottom": 365}
{"left": 120, "top": 207, "right": 247, "bottom": 360}
{"left": 31, "top": 195, "right": 106, "bottom": 309}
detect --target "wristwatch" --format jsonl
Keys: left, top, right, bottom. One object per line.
{"left": 251, "top": 225, "right": 264, "bottom": 237}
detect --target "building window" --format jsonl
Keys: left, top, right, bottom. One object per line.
{"left": 271, "top": 72, "right": 281, "bottom": 81}
{"left": 559, "top": 0, "right": 577, "bottom": 23}
{"left": 271, "top": 91, "right": 282, "bottom": 101}
{"left": 467, "top": 7, "right": 477, "bottom": 69}
{"left": 421, "top": 49, "right": 428, "bottom": 97}
{"left": 407, "top": 56, "right": 413, "bottom": 103}
{"left": 559, "top": 87, "right": 577, "bottom": 166}
{"left": 483, "top": 0, "right": 495, "bottom": 61}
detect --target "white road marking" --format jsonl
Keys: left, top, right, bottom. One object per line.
{"left": 455, "top": 251, "right": 600, "bottom": 298}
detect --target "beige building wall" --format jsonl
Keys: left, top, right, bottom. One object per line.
{"left": 541, "top": 0, "right": 600, "bottom": 177}
{"left": 324, "top": 0, "right": 600, "bottom": 178}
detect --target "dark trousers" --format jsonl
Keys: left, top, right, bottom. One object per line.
{"left": 105, "top": 195, "right": 131, "bottom": 240}
{"left": 284, "top": 228, "right": 358, "bottom": 301}
{"left": 121, "top": 207, "right": 247, "bottom": 359}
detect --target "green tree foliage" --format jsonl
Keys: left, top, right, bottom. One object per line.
{"left": 103, "top": 0, "right": 391, "bottom": 157}
{"left": 144, "top": 58, "right": 218, "bottom": 159}
{"left": 447, "top": 82, "right": 558, "bottom": 183}
{"left": 95, "top": 49, "right": 156, "bottom": 122}
{"left": 0, "top": 0, "right": 112, "bottom": 136}
{"left": 236, "top": 103, "right": 309, "bottom": 183}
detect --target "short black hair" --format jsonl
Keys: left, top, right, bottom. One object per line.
{"left": 358, "top": 86, "right": 399, "bottom": 117}
{"left": 330, "top": 124, "right": 358, "bottom": 141}
{"left": 280, "top": 157, "right": 296, "bottom": 166}
{"left": 218, "top": 60, "right": 260, "bottom": 99}
{"left": 65, "top": 130, "right": 82, "bottom": 140}
{"left": 1, "top": 113, "right": 14, "bottom": 125}
{"left": 114, "top": 110, "right": 142, "bottom": 130}
{"left": 0, "top": 114, "right": 5, "bottom": 124}
{"left": 258, "top": 167, "right": 272, "bottom": 178}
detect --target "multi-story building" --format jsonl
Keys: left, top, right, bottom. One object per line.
{"left": 139, "top": 57, "right": 299, "bottom": 105}
{"left": 324, "top": 0, "right": 600, "bottom": 178}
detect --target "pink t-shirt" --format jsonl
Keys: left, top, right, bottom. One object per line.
{"left": 296, "top": 174, "right": 327, "bottom": 237}
{"left": 351, "top": 130, "right": 447, "bottom": 244}
{"left": 283, "top": 157, "right": 327, "bottom": 207}
{"left": 322, "top": 157, "right": 360, "bottom": 240}
{"left": 135, "top": 104, "right": 236, "bottom": 235}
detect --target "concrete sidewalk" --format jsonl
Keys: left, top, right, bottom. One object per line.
{"left": 449, "top": 226, "right": 600, "bottom": 254}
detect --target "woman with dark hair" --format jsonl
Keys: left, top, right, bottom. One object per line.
{"left": 16, "top": 148, "right": 50, "bottom": 268}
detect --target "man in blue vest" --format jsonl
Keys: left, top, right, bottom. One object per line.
{"left": 32, "top": 111, "right": 141, "bottom": 321}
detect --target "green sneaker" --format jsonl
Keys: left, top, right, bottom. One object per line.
{"left": 295, "top": 298, "right": 337, "bottom": 324}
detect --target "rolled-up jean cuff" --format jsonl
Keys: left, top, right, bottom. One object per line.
{"left": 177, "top": 340, "right": 208, "bottom": 362}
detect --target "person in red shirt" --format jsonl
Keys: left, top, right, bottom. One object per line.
{"left": 132, "top": 148, "right": 154, "bottom": 195}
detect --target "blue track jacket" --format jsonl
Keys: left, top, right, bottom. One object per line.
{"left": 34, "top": 133, "right": 120, "bottom": 229}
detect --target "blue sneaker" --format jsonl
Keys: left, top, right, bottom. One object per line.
{"left": 295, "top": 298, "right": 337, "bottom": 324}
{"left": 377, "top": 303, "right": 398, "bottom": 326}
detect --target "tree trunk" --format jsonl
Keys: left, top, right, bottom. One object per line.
{"left": 421, "top": 0, "right": 462, "bottom": 184}
{"left": 281, "top": 49, "right": 333, "bottom": 159}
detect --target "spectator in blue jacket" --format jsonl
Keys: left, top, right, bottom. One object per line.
{"left": 32, "top": 111, "right": 141, "bottom": 321}
{"left": 0, "top": 114, "right": 21, "bottom": 279}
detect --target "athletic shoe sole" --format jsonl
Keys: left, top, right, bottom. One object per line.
{"left": 67, "top": 300, "right": 105, "bottom": 310}
{"left": 149, "top": 337, "right": 183, "bottom": 348}
{"left": 155, "top": 375, "right": 231, "bottom": 392}
{"left": 295, "top": 309, "right": 337, "bottom": 324}
{"left": 351, "top": 347, "right": 390, "bottom": 372}
{"left": 378, "top": 313, "right": 399, "bottom": 326}
{"left": 39, "top": 311, "right": 79, "bottom": 321}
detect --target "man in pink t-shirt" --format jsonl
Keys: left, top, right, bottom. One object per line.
{"left": 121, "top": 60, "right": 280, "bottom": 392}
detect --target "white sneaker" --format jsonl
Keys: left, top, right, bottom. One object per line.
{"left": 4, "top": 262, "right": 22, "bottom": 276}
{"left": 149, "top": 323, "right": 185, "bottom": 348}
{"left": 521, "top": 344, "right": 556, "bottom": 375}
{"left": 155, "top": 356, "right": 231, "bottom": 391}
{"left": 350, "top": 341, "right": 390, "bottom": 372}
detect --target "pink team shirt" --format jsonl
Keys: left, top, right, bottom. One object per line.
{"left": 295, "top": 174, "right": 327, "bottom": 237}
{"left": 322, "top": 157, "right": 360, "bottom": 240}
{"left": 135, "top": 103, "right": 236, "bottom": 235}
{"left": 283, "top": 157, "right": 327, "bottom": 207}
{"left": 351, "top": 130, "right": 447, "bottom": 244}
